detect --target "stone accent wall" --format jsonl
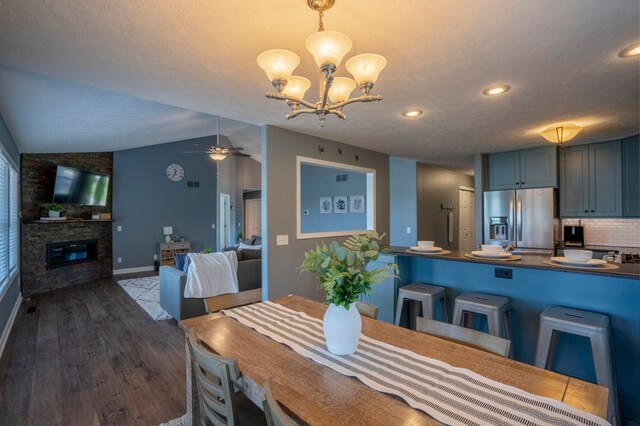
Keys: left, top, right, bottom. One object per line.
{"left": 21, "top": 153, "right": 113, "bottom": 296}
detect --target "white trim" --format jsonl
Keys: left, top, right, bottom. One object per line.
{"left": 113, "top": 265, "right": 155, "bottom": 275}
{"left": 296, "top": 156, "right": 377, "bottom": 240}
{"left": 0, "top": 292, "right": 21, "bottom": 359}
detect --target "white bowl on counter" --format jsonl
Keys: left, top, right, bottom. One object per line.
{"left": 563, "top": 249, "right": 593, "bottom": 263}
{"left": 480, "top": 244, "right": 503, "bottom": 254}
{"left": 418, "top": 240, "right": 435, "bottom": 248}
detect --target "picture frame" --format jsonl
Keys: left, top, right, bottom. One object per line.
{"left": 319, "top": 197, "right": 332, "bottom": 214}
{"left": 349, "top": 194, "right": 365, "bottom": 213}
{"left": 333, "top": 196, "right": 348, "bottom": 214}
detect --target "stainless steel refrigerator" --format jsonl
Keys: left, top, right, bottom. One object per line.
{"left": 483, "top": 188, "right": 556, "bottom": 249}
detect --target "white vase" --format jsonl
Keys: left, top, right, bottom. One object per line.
{"left": 48, "top": 210, "right": 60, "bottom": 218}
{"left": 323, "top": 302, "right": 362, "bottom": 355}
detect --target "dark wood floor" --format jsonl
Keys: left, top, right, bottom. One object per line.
{"left": 0, "top": 274, "right": 187, "bottom": 425}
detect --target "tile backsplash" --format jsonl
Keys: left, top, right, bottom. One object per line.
{"left": 561, "top": 218, "right": 640, "bottom": 248}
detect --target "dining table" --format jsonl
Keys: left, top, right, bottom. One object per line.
{"left": 180, "top": 295, "right": 608, "bottom": 425}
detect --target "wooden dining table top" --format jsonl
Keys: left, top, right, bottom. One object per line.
{"left": 180, "top": 295, "right": 608, "bottom": 425}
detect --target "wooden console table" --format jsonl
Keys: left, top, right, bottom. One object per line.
{"left": 158, "top": 241, "right": 190, "bottom": 267}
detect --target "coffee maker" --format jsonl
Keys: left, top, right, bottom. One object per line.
{"left": 563, "top": 225, "right": 584, "bottom": 247}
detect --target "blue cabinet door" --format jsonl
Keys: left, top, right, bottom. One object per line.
{"left": 488, "top": 151, "right": 520, "bottom": 190}
{"left": 622, "top": 135, "right": 640, "bottom": 217}
{"left": 520, "top": 146, "right": 558, "bottom": 188}
{"left": 589, "top": 140, "right": 622, "bottom": 217}
{"left": 559, "top": 145, "right": 590, "bottom": 217}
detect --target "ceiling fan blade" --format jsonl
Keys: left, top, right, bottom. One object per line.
{"left": 181, "top": 151, "right": 211, "bottom": 154}
{"left": 227, "top": 147, "right": 245, "bottom": 152}
{"left": 232, "top": 152, "right": 251, "bottom": 157}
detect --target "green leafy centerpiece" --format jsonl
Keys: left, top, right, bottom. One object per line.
{"left": 300, "top": 231, "right": 397, "bottom": 355}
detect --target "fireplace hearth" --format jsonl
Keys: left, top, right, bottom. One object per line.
{"left": 46, "top": 239, "right": 99, "bottom": 269}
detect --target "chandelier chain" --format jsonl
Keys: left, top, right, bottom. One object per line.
{"left": 318, "top": 11, "right": 324, "bottom": 31}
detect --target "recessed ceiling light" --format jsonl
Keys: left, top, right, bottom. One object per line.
{"left": 619, "top": 42, "right": 640, "bottom": 58}
{"left": 482, "top": 84, "right": 511, "bottom": 96}
{"left": 402, "top": 109, "right": 423, "bottom": 118}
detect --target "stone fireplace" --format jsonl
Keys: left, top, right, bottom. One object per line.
{"left": 21, "top": 152, "right": 113, "bottom": 297}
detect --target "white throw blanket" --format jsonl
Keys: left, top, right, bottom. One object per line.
{"left": 184, "top": 251, "right": 239, "bottom": 298}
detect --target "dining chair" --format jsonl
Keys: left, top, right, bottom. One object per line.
{"left": 262, "top": 381, "right": 298, "bottom": 426}
{"left": 204, "top": 288, "right": 262, "bottom": 313}
{"left": 355, "top": 301, "right": 379, "bottom": 320}
{"left": 188, "top": 327, "right": 266, "bottom": 425}
{"left": 416, "top": 317, "right": 511, "bottom": 357}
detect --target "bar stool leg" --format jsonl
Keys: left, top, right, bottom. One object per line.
{"left": 421, "top": 299, "right": 434, "bottom": 321}
{"left": 394, "top": 295, "right": 406, "bottom": 326}
{"left": 452, "top": 304, "right": 463, "bottom": 327}
{"left": 534, "top": 324, "right": 555, "bottom": 369}
{"left": 409, "top": 300, "right": 420, "bottom": 330}
{"left": 487, "top": 310, "right": 502, "bottom": 337}
{"left": 590, "top": 332, "right": 619, "bottom": 425}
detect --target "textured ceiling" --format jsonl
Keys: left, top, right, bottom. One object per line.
{"left": 0, "top": 0, "right": 638, "bottom": 172}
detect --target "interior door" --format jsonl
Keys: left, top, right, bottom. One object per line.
{"left": 244, "top": 198, "right": 261, "bottom": 239}
{"left": 458, "top": 188, "right": 475, "bottom": 252}
{"left": 218, "top": 193, "right": 231, "bottom": 250}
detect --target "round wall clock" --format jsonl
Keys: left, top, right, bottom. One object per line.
{"left": 166, "top": 163, "right": 185, "bottom": 182}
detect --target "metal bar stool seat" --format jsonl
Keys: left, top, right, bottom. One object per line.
{"left": 451, "top": 292, "right": 513, "bottom": 342}
{"left": 534, "top": 306, "right": 619, "bottom": 425}
{"left": 394, "top": 283, "right": 449, "bottom": 329}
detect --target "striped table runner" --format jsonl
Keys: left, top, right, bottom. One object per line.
{"left": 222, "top": 301, "right": 610, "bottom": 426}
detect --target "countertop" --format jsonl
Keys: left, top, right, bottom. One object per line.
{"left": 392, "top": 247, "right": 640, "bottom": 279}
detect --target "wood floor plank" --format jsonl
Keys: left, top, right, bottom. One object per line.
{"left": 0, "top": 275, "right": 188, "bottom": 425}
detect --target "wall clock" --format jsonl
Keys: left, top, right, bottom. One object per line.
{"left": 166, "top": 163, "right": 185, "bottom": 182}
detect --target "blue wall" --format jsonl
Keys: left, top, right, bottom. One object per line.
{"left": 0, "top": 113, "right": 21, "bottom": 353}
{"left": 113, "top": 136, "right": 219, "bottom": 269}
{"left": 409, "top": 256, "right": 640, "bottom": 423}
{"left": 300, "top": 163, "right": 368, "bottom": 234}
{"left": 389, "top": 157, "right": 417, "bottom": 247}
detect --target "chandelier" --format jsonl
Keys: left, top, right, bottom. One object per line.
{"left": 256, "top": 0, "right": 387, "bottom": 127}
{"left": 539, "top": 124, "right": 583, "bottom": 144}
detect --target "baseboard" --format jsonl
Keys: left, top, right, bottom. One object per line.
{"left": 0, "top": 293, "right": 22, "bottom": 360}
{"left": 113, "top": 266, "right": 155, "bottom": 275}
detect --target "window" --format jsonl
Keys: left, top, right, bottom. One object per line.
{"left": 0, "top": 148, "right": 18, "bottom": 292}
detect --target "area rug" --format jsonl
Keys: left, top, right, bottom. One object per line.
{"left": 158, "top": 414, "right": 188, "bottom": 426}
{"left": 117, "top": 276, "right": 172, "bottom": 321}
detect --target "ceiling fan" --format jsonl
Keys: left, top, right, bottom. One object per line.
{"left": 182, "top": 116, "right": 250, "bottom": 161}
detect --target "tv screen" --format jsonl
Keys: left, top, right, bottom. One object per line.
{"left": 52, "top": 166, "right": 110, "bottom": 206}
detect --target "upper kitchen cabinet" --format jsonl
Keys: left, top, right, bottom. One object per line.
{"left": 622, "top": 135, "right": 640, "bottom": 217}
{"left": 488, "top": 146, "right": 557, "bottom": 190}
{"left": 559, "top": 140, "right": 622, "bottom": 217}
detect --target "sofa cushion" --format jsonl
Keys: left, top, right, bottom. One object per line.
{"left": 253, "top": 236, "right": 262, "bottom": 246}
{"left": 174, "top": 253, "right": 187, "bottom": 270}
{"left": 239, "top": 243, "right": 261, "bottom": 260}
{"left": 242, "top": 236, "right": 256, "bottom": 245}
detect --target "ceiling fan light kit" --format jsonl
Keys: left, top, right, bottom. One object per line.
{"left": 257, "top": 0, "right": 387, "bottom": 127}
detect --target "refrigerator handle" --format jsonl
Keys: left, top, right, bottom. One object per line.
{"left": 508, "top": 195, "right": 515, "bottom": 243}
{"left": 517, "top": 195, "right": 523, "bottom": 242}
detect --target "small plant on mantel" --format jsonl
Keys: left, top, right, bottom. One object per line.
{"left": 43, "top": 203, "right": 64, "bottom": 218}
{"left": 300, "top": 231, "right": 398, "bottom": 309}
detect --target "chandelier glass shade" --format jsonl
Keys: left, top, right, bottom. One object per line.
{"left": 539, "top": 124, "right": 583, "bottom": 144}
{"left": 256, "top": 0, "right": 386, "bottom": 126}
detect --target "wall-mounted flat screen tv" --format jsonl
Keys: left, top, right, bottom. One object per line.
{"left": 52, "top": 165, "right": 110, "bottom": 206}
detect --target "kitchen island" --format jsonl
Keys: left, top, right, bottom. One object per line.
{"left": 366, "top": 248, "right": 639, "bottom": 423}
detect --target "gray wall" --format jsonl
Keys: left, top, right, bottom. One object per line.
{"left": 262, "top": 125, "right": 390, "bottom": 301}
{"left": 417, "top": 163, "right": 474, "bottom": 250}
{"left": 0, "top": 113, "right": 21, "bottom": 350}
{"left": 234, "top": 156, "right": 261, "bottom": 240}
{"left": 113, "top": 136, "right": 219, "bottom": 269}
{"left": 300, "top": 164, "right": 367, "bottom": 233}
{"left": 389, "top": 157, "right": 417, "bottom": 247}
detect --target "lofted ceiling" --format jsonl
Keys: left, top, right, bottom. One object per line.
{"left": 0, "top": 0, "right": 638, "bottom": 172}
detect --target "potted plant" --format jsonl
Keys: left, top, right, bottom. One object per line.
{"left": 43, "top": 203, "right": 64, "bottom": 218}
{"left": 300, "top": 231, "right": 397, "bottom": 355}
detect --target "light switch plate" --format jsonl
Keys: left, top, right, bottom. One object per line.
{"left": 117, "top": 226, "right": 122, "bottom": 232}
{"left": 406, "top": 227, "right": 411, "bottom": 234}
{"left": 276, "top": 235, "right": 289, "bottom": 246}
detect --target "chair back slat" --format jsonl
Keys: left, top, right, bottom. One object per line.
{"left": 262, "top": 381, "right": 298, "bottom": 426}
{"left": 416, "top": 317, "right": 511, "bottom": 357}
{"left": 188, "top": 327, "right": 240, "bottom": 425}
{"left": 355, "top": 301, "right": 379, "bottom": 320}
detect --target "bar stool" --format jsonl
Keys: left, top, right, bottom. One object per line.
{"left": 534, "top": 306, "right": 619, "bottom": 425}
{"left": 394, "top": 283, "right": 448, "bottom": 330}
{"left": 452, "top": 292, "right": 513, "bottom": 342}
